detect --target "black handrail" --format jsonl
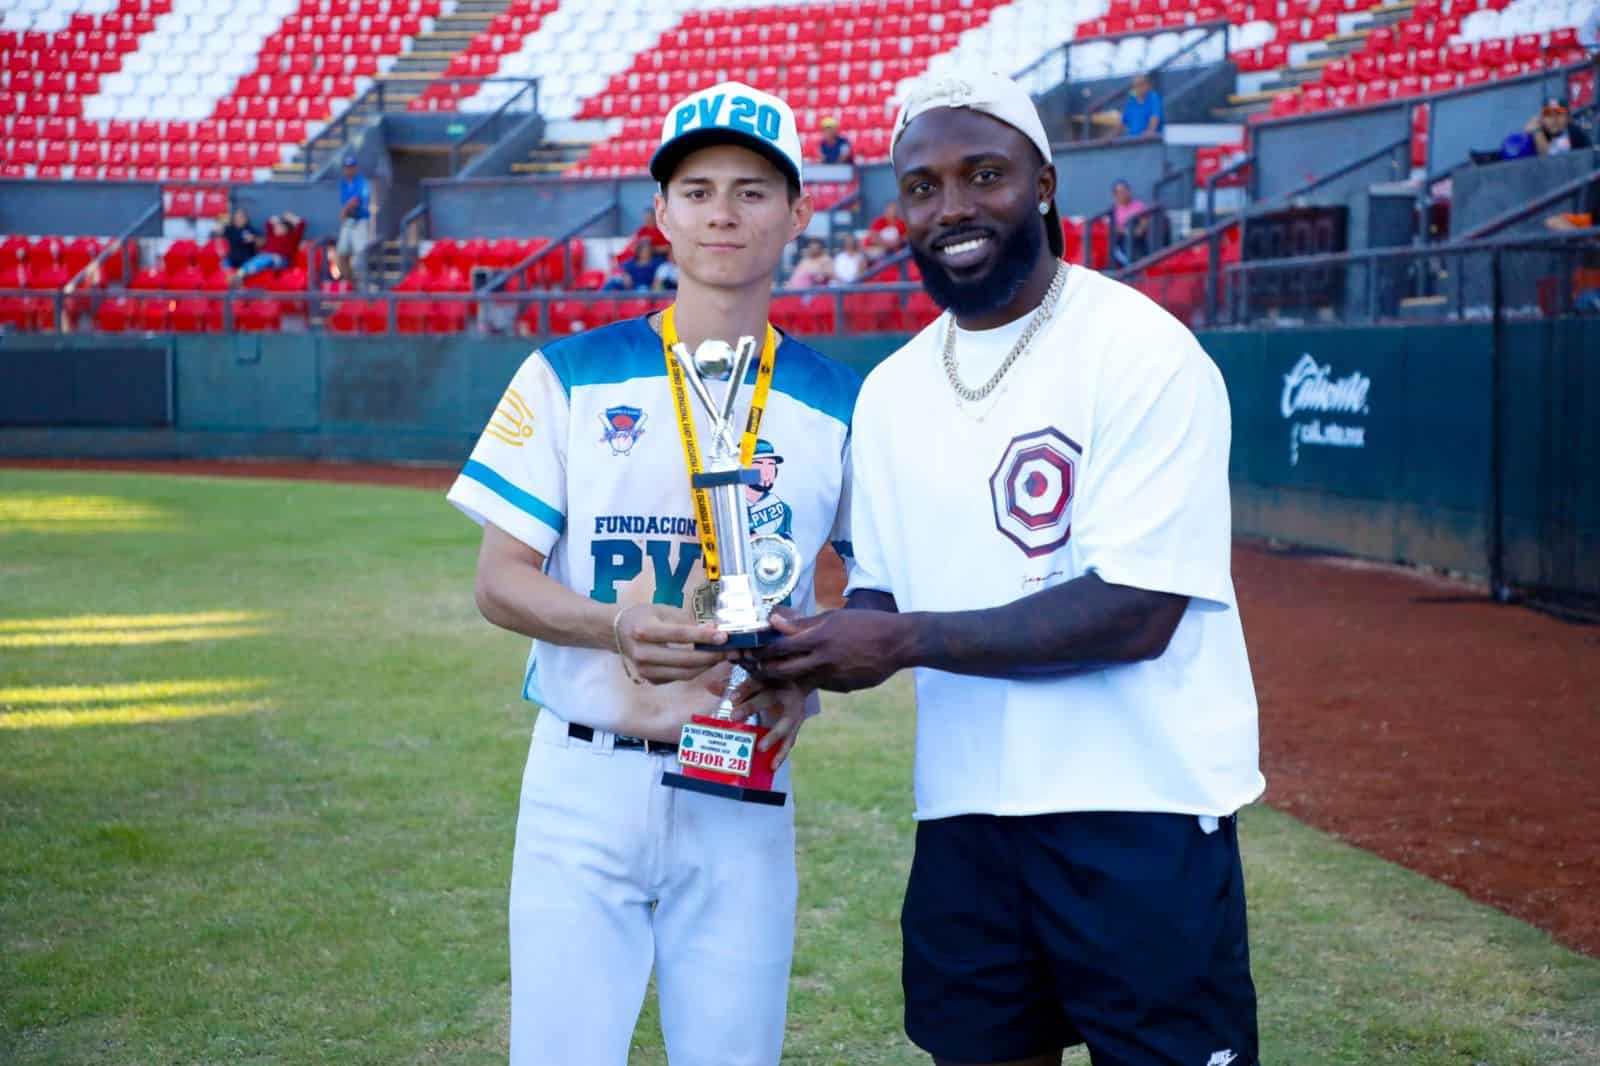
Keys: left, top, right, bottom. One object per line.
{"left": 299, "top": 82, "right": 386, "bottom": 181}
{"left": 399, "top": 202, "right": 430, "bottom": 279}
{"left": 1217, "top": 227, "right": 1600, "bottom": 323}
{"left": 1219, "top": 227, "right": 1599, "bottom": 275}
{"left": 1082, "top": 205, "right": 1115, "bottom": 267}
{"left": 1457, "top": 163, "right": 1600, "bottom": 242}
{"left": 1125, "top": 133, "right": 1408, "bottom": 278}
{"left": 482, "top": 198, "right": 617, "bottom": 293}
{"left": 1112, "top": 133, "right": 1408, "bottom": 323}
{"left": 1152, "top": 164, "right": 1192, "bottom": 211}
{"left": 20, "top": 276, "right": 951, "bottom": 339}
{"left": 447, "top": 78, "right": 541, "bottom": 176}
{"left": 1204, "top": 152, "right": 1251, "bottom": 223}
{"left": 1277, "top": 134, "right": 1411, "bottom": 203}
{"left": 61, "top": 199, "right": 161, "bottom": 302}
{"left": 476, "top": 199, "right": 619, "bottom": 329}
{"left": 856, "top": 246, "right": 913, "bottom": 281}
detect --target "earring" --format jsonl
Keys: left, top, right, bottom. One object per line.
{"left": 1038, "top": 202, "right": 1050, "bottom": 215}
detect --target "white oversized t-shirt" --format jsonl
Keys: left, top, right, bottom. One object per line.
{"left": 846, "top": 265, "right": 1265, "bottom": 820}
{"left": 448, "top": 316, "right": 859, "bottom": 735}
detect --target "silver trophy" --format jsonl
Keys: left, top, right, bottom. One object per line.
{"left": 671, "top": 335, "right": 802, "bottom": 648}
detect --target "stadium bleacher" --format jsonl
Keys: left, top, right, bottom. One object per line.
{"left": 1268, "top": 0, "right": 1593, "bottom": 123}
{"left": 407, "top": 0, "right": 558, "bottom": 111}
{"left": 2, "top": 0, "right": 438, "bottom": 182}
{"left": 1, "top": 0, "right": 1594, "bottom": 337}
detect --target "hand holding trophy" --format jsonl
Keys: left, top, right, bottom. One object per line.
{"left": 659, "top": 307, "right": 801, "bottom": 805}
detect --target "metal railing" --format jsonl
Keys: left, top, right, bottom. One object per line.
{"left": 479, "top": 197, "right": 619, "bottom": 305}
{"left": 399, "top": 202, "right": 431, "bottom": 278}
{"left": 294, "top": 82, "right": 393, "bottom": 181}
{"left": 856, "top": 247, "right": 914, "bottom": 281}
{"left": 7, "top": 277, "right": 951, "bottom": 339}
{"left": 1213, "top": 230, "right": 1600, "bottom": 328}
{"left": 1116, "top": 133, "right": 1412, "bottom": 323}
{"left": 62, "top": 198, "right": 162, "bottom": 300}
{"left": 294, "top": 77, "right": 540, "bottom": 181}
{"left": 1457, "top": 165, "right": 1600, "bottom": 242}
{"left": 446, "top": 78, "right": 541, "bottom": 176}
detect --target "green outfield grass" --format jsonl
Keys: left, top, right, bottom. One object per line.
{"left": 2, "top": 469, "right": 1598, "bottom": 1066}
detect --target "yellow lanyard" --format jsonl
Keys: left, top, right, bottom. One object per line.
{"left": 660, "top": 305, "right": 778, "bottom": 582}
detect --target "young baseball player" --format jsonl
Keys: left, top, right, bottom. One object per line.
{"left": 447, "top": 83, "right": 858, "bottom": 1066}
{"left": 750, "top": 71, "right": 1265, "bottom": 1066}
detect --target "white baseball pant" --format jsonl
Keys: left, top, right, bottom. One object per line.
{"left": 508, "top": 709, "right": 797, "bottom": 1066}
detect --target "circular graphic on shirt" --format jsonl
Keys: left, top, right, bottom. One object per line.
{"left": 989, "top": 427, "right": 1081, "bottom": 557}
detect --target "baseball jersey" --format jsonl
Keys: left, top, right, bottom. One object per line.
{"left": 448, "top": 315, "right": 859, "bottom": 734}
{"left": 845, "top": 265, "right": 1264, "bottom": 821}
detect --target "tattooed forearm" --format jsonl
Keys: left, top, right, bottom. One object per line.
{"left": 901, "top": 573, "right": 1187, "bottom": 679}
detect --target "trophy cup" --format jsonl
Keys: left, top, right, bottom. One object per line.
{"left": 661, "top": 334, "right": 802, "bottom": 806}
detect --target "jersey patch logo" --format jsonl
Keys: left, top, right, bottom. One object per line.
{"left": 989, "top": 427, "right": 1081, "bottom": 557}
{"left": 745, "top": 438, "right": 792, "bottom": 539}
{"left": 599, "top": 405, "right": 648, "bottom": 455}
{"left": 485, "top": 387, "right": 535, "bottom": 447}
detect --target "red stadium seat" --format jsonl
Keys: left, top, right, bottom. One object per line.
{"left": 137, "top": 297, "right": 169, "bottom": 331}
{"left": 93, "top": 295, "right": 136, "bottom": 332}
{"left": 235, "top": 298, "right": 282, "bottom": 332}
{"left": 359, "top": 301, "right": 390, "bottom": 333}
{"left": 397, "top": 299, "right": 430, "bottom": 333}
{"left": 165, "top": 187, "right": 196, "bottom": 219}
{"left": 327, "top": 299, "right": 366, "bottom": 334}
{"left": 163, "top": 239, "right": 199, "bottom": 276}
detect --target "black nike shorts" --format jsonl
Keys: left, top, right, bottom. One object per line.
{"left": 901, "top": 810, "right": 1258, "bottom": 1066}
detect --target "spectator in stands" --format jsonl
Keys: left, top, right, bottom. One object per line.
{"left": 1111, "top": 179, "right": 1152, "bottom": 265}
{"left": 220, "top": 206, "right": 260, "bottom": 271}
{"left": 651, "top": 248, "right": 679, "bottom": 292}
{"left": 1525, "top": 98, "right": 1591, "bottom": 156}
{"left": 1120, "top": 72, "right": 1164, "bottom": 138}
{"left": 603, "top": 237, "right": 665, "bottom": 290}
{"left": 786, "top": 237, "right": 834, "bottom": 287}
{"left": 869, "top": 199, "right": 908, "bottom": 253}
{"left": 818, "top": 116, "right": 853, "bottom": 165}
{"left": 860, "top": 229, "right": 887, "bottom": 265}
{"left": 630, "top": 206, "right": 670, "bottom": 256}
{"left": 231, "top": 211, "right": 304, "bottom": 285}
{"left": 833, "top": 233, "right": 867, "bottom": 283}
{"left": 337, "top": 153, "right": 373, "bottom": 287}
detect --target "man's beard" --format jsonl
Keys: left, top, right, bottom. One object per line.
{"left": 910, "top": 214, "right": 1045, "bottom": 318}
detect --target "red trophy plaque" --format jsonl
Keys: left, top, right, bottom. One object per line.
{"left": 664, "top": 666, "right": 785, "bottom": 805}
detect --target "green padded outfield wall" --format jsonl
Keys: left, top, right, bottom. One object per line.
{"left": 1201, "top": 321, "right": 1597, "bottom": 599}
{"left": 0, "top": 333, "right": 901, "bottom": 464}
{"left": 1201, "top": 325, "right": 1496, "bottom": 576}
{"left": 2, "top": 322, "right": 1595, "bottom": 597}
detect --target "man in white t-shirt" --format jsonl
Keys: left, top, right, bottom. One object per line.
{"left": 448, "top": 82, "right": 859, "bottom": 1066}
{"left": 751, "top": 71, "right": 1264, "bottom": 1066}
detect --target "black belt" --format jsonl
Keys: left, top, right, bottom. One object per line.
{"left": 568, "top": 722, "right": 679, "bottom": 755}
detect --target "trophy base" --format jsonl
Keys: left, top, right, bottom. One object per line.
{"left": 663, "top": 714, "right": 784, "bottom": 805}
{"left": 695, "top": 626, "right": 781, "bottom": 652}
{"left": 661, "top": 771, "right": 787, "bottom": 806}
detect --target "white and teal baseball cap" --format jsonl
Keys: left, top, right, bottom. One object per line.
{"left": 650, "top": 81, "right": 804, "bottom": 189}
